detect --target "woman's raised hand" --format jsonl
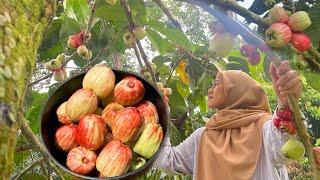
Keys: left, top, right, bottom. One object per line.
{"left": 269, "top": 60, "right": 302, "bottom": 106}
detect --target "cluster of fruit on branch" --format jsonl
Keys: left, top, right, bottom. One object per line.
{"left": 54, "top": 65, "right": 165, "bottom": 177}
{"left": 272, "top": 107, "right": 320, "bottom": 168}
{"left": 264, "top": 6, "right": 313, "bottom": 68}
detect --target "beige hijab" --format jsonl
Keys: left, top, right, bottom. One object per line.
{"left": 195, "top": 70, "right": 272, "bottom": 180}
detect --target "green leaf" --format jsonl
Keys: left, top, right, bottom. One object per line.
{"left": 63, "top": 0, "right": 90, "bottom": 26}
{"left": 306, "top": 4, "right": 320, "bottom": 45}
{"left": 301, "top": 70, "right": 320, "bottom": 92}
{"left": 25, "top": 91, "right": 48, "bottom": 134}
{"left": 59, "top": 18, "right": 81, "bottom": 40}
{"left": 169, "top": 121, "right": 186, "bottom": 146}
{"left": 129, "top": 0, "right": 147, "bottom": 25}
{"left": 95, "top": 5, "right": 127, "bottom": 25}
{"left": 226, "top": 56, "right": 250, "bottom": 74}
{"left": 146, "top": 28, "right": 174, "bottom": 55}
{"left": 39, "top": 19, "right": 64, "bottom": 61}
{"left": 167, "top": 79, "right": 187, "bottom": 119}
{"left": 152, "top": 55, "right": 171, "bottom": 75}
{"left": 147, "top": 20, "right": 195, "bottom": 51}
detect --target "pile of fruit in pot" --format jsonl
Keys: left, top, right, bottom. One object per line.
{"left": 54, "top": 64, "right": 164, "bottom": 177}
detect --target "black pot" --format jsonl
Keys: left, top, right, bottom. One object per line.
{"left": 40, "top": 69, "right": 170, "bottom": 179}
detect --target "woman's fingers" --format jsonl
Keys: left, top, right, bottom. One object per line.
{"left": 276, "top": 60, "right": 291, "bottom": 76}
{"left": 277, "top": 70, "right": 299, "bottom": 88}
{"left": 279, "top": 77, "right": 300, "bottom": 91}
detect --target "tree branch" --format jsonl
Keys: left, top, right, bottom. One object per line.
{"left": 152, "top": 0, "right": 181, "bottom": 29}
{"left": 15, "top": 143, "right": 33, "bottom": 152}
{"left": 19, "top": 115, "right": 64, "bottom": 179}
{"left": 133, "top": 43, "right": 144, "bottom": 68}
{"left": 120, "top": 0, "right": 157, "bottom": 83}
{"left": 12, "top": 158, "right": 43, "bottom": 180}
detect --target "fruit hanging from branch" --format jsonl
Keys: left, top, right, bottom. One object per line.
{"left": 123, "top": 31, "right": 135, "bottom": 47}
{"left": 75, "top": 114, "right": 106, "bottom": 151}
{"left": 96, "top": 140, "right": 132, "bottom": 177}
{"left": 83, "top": 65, "right": 116, "bottom": 99}
{"left": 133, "top": 26, "right": 147, "bottom": 40}
{"left": 266, "top": 23, "right": 292, "bottom": 48}
{"left": 44, "top": 59, "right": 61, "bottom": 71}
{"left": 77, "top": 45, "right": 89, "bottom": 57}
{"left": 209, "top": 32, "right": 234, "bottom": 58}
{"left": 112, "top": 107, "right": 143, "bottom": 144}
{"left": 133, "top": 123, "right": 164, "bottom": 159}
{"left": 282, "top": 138, "right": 306, "bottom": 161}
{"left": 66, "top": 89, "right": 98, "bottom": 122}
{"left": 114, "top": 76, "right": 145, "bottom": 107}
{"left": 268, "top": 6, "right": 289, "bottom": 24}
{"left": 55, "top": 124, "right": 78, "bottom": 151}
{"left": 66, "top": 146, "right": 97, "bottom": 175}
{"left": 290, "top": 32, "right": 311, "bottom": 52}
{"left": 288, "top": 11, "right": 312, "bottom": 32}
{"left": 53, "top": 68, "right": 65, "bottom": 81}
{"left": 67, "top": 31, "right": 88, "bottom": 49}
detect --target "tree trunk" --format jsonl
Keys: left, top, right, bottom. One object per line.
{"left": 0, "top": 0, "right": 54, "bottom": 178}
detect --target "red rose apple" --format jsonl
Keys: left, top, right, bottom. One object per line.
{"left": 66, "top": 146, "right": 97, "bottom": 175}
{"left": 76, "top": 114, "right": 106, "bottom": 150}
{"left": 137, "top": 101, "right": 159, "bottom": 124}
{"left": 55, "top": 124, "right": 78, "bottom": 151}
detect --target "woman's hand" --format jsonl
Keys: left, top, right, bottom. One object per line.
{"left": 269, "top": 60, "right": 302, "bottom": 106}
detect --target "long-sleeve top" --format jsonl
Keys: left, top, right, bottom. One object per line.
{"left": 153, "top": 119, "right": 291, "bottom": 180}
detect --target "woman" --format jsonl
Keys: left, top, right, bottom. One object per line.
{"left": 154, "top": 61, "right": 302, "bottom": 180}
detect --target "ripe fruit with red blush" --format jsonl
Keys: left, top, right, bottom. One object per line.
{"left": 55, "top": 124, "right": 78, "bottom": 151}
{"left": 290, "top": 32, "right": 311, "bottom": 52}
{"left": 114, "top": 76, "right": 145, "bottom": 107}
{"left": 66, "top": 146, "right": 97, "bottom": 175}
{"left": 76, "top": 114, "right": 106, "bottom": 150}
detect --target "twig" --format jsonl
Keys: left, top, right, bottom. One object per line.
{"left": 133, "top": 42, "right": 144, "bottom": 68}
{"left": 172, "top": 111, "right": 188, "bottom": 131}
{"left": 120, "top": 0, "right": 157, "bottom": 83}
{"left": 12, "top": 158, "right": 43, "bottom": 180}
{"left": 28, "top": 52, "right": 77, "bottom": 86}
{"left": 83, "top": 0, "right": 97, "bottom": 44}
{"left": 19, "top": 115, "right": 64, "bottom": 179}
{"left": 152, "top": 0, "right": 181, "bottom": 29}
{"left": 15, "top": 143, "right": 33, "bottom": 152}
{"left": 309, "top": 46, "right": 320, "bottom": 62}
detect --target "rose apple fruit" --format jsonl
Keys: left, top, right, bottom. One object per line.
{"left": 290, "top": 32, "right": 311, "bottom": 52}
{"left": 114, "top": 76, "right": 145, "bottom": 106}
{"left": 56, "top": 101, "right": 72, "bottom": 124}
{"left": 55, "top": 124, "right": 78, "bottom": 151}
{"left": 76, "top": 114, "right": 106, "bottom": 150}
{"left": 133, "top": 123, "right": 163, "bottom": 159}
{"left": 53, "top": 69, "right": 65, "bottom": 81}
{"left": 288, "top": 11, "right": 311, "bottom": 32}
{"left": 265, "top": 23, "right": 292, "bottom": 48}
{"left": 133, "top": 26, "right": 147, "bottom": 40}
{"left": 209, "top": 32, "right": 234, "bottom": 58}
{"left": 268, "top": 6, "right": 289, "bottom": 24}
{"left": 102, "top": 103, "right": 124, "bottom": 129}
{"left": 66, "top": 146, "right": 97, "bottom": 175}
{"left": 66, "top": 89, "right": 98, "bottom": 122}
{"left": 112, "top": 107, "right": 143, "bottom": 144}
{"left": 281, "top": 138, "right": 305, "bottom": 161}
{"left": 83, "top": 65, "right": 115, "bottom": 99}
{"left": 96, "top": 140, "right": 132, "bottom": 177}
{"left": 313, "top": 147, "right": 320, "bottom": 169}
{"left": 137, "top": 101, "right": 159, "bottom": 124}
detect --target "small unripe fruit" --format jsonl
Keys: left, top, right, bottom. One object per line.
{"left": 288, "top": 11, "right": 311, "bottom": 32}
{"left": 268, "top": 6, "right": 289, "bottom": 24}
{"left": 133, "top": 26, "right": 147, "bottom": 40}
{"left": 85, "top": 50, "right": 92, "bottom": 60}
{"left": 77, "top": 45, "right": 89, "bottom": 57}
{"left": 281, "top": 138, "right": 305, "bottom": 161}
{"left": 56, "top": 53, "right": 65, "bottom": 63}
{"left": 164, "top": 88, "right": 172, "bottom": 96}
{"left": 53, "top": 69, "right": 65, "bottom": 81}
{"left": 156, "top": 82, "right": 164, "bottom": 90}
{"left": 45, "top": 59, "right": 62, "bottom": 71}
{"left": 209, "top": 32, "right": 234, "bottom": 58}
{"left": 123, "top": 32, "right": 135, "bottom": 46}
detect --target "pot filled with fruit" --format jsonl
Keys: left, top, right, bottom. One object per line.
{"left": 40, "top": 64, "right": 169, "bottom": 179}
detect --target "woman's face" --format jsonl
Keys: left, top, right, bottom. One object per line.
{"left": 207, "top": 74, "right": 225, "bottom": 109}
